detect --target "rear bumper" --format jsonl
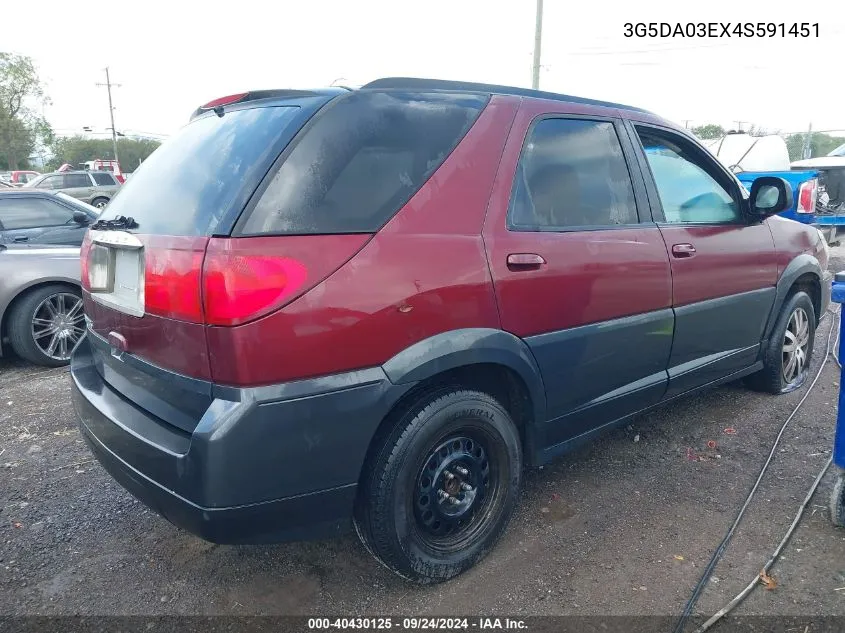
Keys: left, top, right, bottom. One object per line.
{"left": 70, "top": 333, "right": 412, "bottom": 544}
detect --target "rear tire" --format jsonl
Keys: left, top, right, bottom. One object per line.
{"left": 91, "top": 197, "right": 109, "bottom": 209}
{"left": 746, "top": 291, "right": 815, "bottom": 394}
{"left": 354, "top": 389, "right": 522, "bottom": 583}
{"left": 7, "top": 285, "right": 84, "bottom": 367}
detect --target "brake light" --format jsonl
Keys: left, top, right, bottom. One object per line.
{"left": 202, "top": 240, "right": 308, "bottom": 326}
{"left": 797, "top": 178, "right": 817, "bottom": 214}
{"left": 200, "top": 92, "right": 249, "bottom": 110}
{"left": 143, "top": 237, "right": 208, "bottom": 322}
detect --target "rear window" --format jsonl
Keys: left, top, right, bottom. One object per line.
{"left": 91, "top": 172, "right": 116, "bottom": 186}
{"left": 237, "top": 91, "right": 488, "bottom": 235}
{"left": 99, "top": 105, "right": 302, "bottom": 236}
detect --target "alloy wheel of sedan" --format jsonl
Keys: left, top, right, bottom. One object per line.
{"left": 782, "top": 306, "right": 810, "bottom": 384}
{"left": 31, "top": 292, "right": 85, "bottom": 361}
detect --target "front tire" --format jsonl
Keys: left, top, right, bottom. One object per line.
{"left": 746, "top": 291, "right": 815, "bottom": 394}
{"left": 355, "top": 389, "right": 522, "bottom": 583}
{"left": 91, "top": 197, "right": 109, "bottom": 209}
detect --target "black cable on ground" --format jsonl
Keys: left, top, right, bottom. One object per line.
{"left": 692, "top": 456, "right": 833, "bottom": 633}
{"left": 671, "top": 306, "right": 840, "bottom": 633}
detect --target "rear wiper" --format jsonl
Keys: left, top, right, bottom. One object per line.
{"left": 91, "top": 215, "right": 138, "bottom": 231}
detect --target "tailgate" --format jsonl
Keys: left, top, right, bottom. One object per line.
{"left": 75, "top": 100, "right": 324, "bottom": 429}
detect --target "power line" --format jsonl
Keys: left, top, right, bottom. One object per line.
{"left": 568, "top": 42, "right": 729, "bottom": 56}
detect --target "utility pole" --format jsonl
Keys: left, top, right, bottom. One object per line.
{"left": 801, "top": 122, "right": 813, "bottom": 159}
{"left": 531, "top": 0, "right": 543, "bottom": 89}
{"left": 683, "top": 120, "right": 691, "bottom": 129}
{"left": 96, "top": 68, "right": 121, "bottom": 166}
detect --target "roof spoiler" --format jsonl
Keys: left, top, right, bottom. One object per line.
{"left": 189, "top": 89, "right": 325, "bottom": 120}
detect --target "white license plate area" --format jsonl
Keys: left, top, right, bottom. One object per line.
{"left": 89, "top": 233, "right": 145, "bottom": 317}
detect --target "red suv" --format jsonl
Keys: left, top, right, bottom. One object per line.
{"left": 71, "top": 78, "right": 831, "bottom": 583}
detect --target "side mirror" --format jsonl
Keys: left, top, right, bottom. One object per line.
{"left": 73, "top": 210, "right": 91, "bottom": 225}
{"left": 748, "top": 176, "right": 793, "bottom": 219}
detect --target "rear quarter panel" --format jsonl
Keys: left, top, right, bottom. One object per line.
{"left": 206, "top": 96, "right": 520, "bottom": 386}
{"left": 0, "top": 247, "right": 81, "bottom": 352}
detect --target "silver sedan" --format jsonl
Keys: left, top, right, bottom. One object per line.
{"left": 0, "top": 243, "right": 83, "bottom": 367}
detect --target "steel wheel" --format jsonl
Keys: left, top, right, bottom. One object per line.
{"left": 782, "top": 306, "right": 810, "bottom": 384}
{"left": 412, "top": 428, "right": 505, "bottom": 552}
{"left": 30, "top": 292, "right": 85, "bottom": 361}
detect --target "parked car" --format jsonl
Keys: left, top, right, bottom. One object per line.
{"left": 0, "top": 242, "right": 83, "bottom": 366}
{"left": 8, "top": 170, "right": 40, "bottom": 186}
{"left": 793, "top": 146, "right": 845, "bottom": 244}
{"left": 0, "top": 190, "right": 98, "bottom": 246}
{"left": 736, "top": 169, "right": 819, "bottom": 225}
{"left": 701, "top": 132, "right": 821, "bottom": 229}
{"left": 25, "top": 170, "right": 120, "bottom": 208}
{"left": 70, "top": 78, "right": 831, "bottom": 584}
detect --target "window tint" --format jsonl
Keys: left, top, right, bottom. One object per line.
{"left": 91, "top": 172, "right": 115, "bottom": 186}
{"left": 637, "top": 127, "right": 739, "bottom": 224}
{"left": 64, "top": 173, "right": 92, "bottom": 188}
{"left": 509, "top": 118, "right": 637, "bottom": 229}
{"left": 101, "top": 105, "right": 302, "bottom": 236}
{"left": 240, "top": 91, "right": 488, "bottom": 235}
{"left": 0, "top": 197, "right": 73, "bottom": 229}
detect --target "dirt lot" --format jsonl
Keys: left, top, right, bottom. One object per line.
{"left": 2, "top": 252, "right": 845, "bottom": 626}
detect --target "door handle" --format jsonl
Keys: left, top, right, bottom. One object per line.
{"left": 13, "top": 236, "right": 29, "bottom": 243}
{"left": 507, "top": 253, "right": 546, "bottom": 270}
{"left": 671, "top": 243, "right": 696, "bottom": 258}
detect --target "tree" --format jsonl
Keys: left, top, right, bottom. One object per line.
{"left": 691, "top": 124, "right": 726, "bottom": 140}
{"left": 47, "top": 136, "right": 160, "bottom": 172}
{"left": 785, "top": 132, "right": 845, "bottom": 162}
{"left": 0, "top": 53, "right": 52, "bottom": 170}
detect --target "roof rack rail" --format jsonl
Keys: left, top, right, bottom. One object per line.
{"left": 361, "top": 77, "right": 650, "bottom": 113}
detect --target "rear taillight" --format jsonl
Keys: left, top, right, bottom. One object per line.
{"left": 87, "top": 234, "right": 371, "bottom": 327}
{"left": 143, "top": 237, "right": 208, "bottom": 322}
{"left": 80, "top": 233, "right": 92, "bottom": 291}
{"left": 202, "top": 239, "right": 308, "bottom": 326}
{"left": 797, "top": 178, "right": 818, "bottom": 214}
{"left": 201, "top": 235, "right": 371, "bottom": 327}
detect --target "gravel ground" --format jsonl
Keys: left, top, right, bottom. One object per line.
{"left": 2, "top": 249, "right": 845, "bottom": 623}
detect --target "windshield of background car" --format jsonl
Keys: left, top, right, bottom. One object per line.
{"left": 828, "top": 143, "right": 845, "bottom": 157}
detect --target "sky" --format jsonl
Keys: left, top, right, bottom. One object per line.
{"left": 4, "top": 0, "right": 844, "bottom": 141}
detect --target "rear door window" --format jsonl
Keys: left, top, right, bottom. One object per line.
{"left": 238, "top": 91, "right": 488, "bottom": 235}
{"left": 508, "top": 118, "right": 639, "bottom": 230}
